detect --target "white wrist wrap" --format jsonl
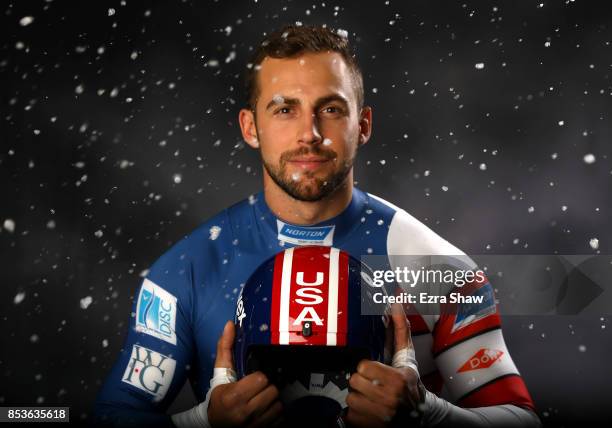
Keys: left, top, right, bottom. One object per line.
{"left": 392, "top": 347, "right": 420, "bottom": 375}
{"left": 210, "top": 367, "right": 237, "bottom": 389}
{"left": 171, "top": 368, "right": 237, "bottom": 428}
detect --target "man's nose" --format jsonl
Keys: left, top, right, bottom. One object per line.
{"left": 297, "top": 112, "right": 322, "bottom": 145}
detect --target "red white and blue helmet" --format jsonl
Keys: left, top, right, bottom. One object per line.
{"left": 234, "top": 246, "right": 387, "bottom": 426}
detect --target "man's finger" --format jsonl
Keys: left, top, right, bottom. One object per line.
{"left": 349, "top": 372, "right": 401, "bottom": 408}
{"left": 246, "top": 384, "right": 279, "bottom": 417}
{"left": 246, "top": 390, "right": 282, "bottom": 428}
{"left": 234, "top": 371, "right": 270, "bottom": 402}
{"left": 346, "top": 408, "right": 385, "bottom": 428}
{"left": 346, "top": 392, "right": 394, "bottom": 425}
{"left": 247, "top": 401, "right": 283, "bottom": 428}
{"left": 214, "top": 320, "right": 235, "bottom": 369}
{"left": 390, "top": 303, "right": 412, "bottom": 352}
{"left": 355, "top": 360, "right": 400, "bottom": 386}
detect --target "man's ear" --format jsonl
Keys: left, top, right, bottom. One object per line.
{"left": 358, "top": 106, "right": 372, "bottom": 146}
{"left": 239, "top": 108, "right": 260, "bottom": 149}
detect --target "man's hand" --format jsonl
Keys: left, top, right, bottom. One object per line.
{"left": 208, "top": 321, "right": 283, "bottom": 428}
{"left": 346, "top": 307, "right": 426, "bottom": 428}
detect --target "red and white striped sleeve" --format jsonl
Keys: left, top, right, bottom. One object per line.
{"left": 432, "top": 277, "right": 535, "bottom": 411}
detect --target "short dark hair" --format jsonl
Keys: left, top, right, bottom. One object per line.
{"left": 244, "top": 24, "right": 364, "bottom": 111}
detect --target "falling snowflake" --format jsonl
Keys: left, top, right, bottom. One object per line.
{"left": 474, "top": 63, "right": 485, "bottom": 70}
{"left": 80, "top": 296, "right": 93, "bottom": 309}
{"left": 583, "top": 153, "right": 596, "bottom": 164}
{"left": 14, "top": 292, "right": 26, "bottom": 305}
{"left": 225, "top": 51, "right": 236, "bottom": 63}
{"left": 3, "top": 219, "right": 15, "bottom": 233}
{"left": 209, "top": 226, "right": 222, "bottom": 240}
{"left": 589, "top": 238, "right": 599, "bottom": 250}
{"left": 19, "top": 16, "right": 34, "bottom": 26}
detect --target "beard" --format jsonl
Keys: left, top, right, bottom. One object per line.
{"left": 262, "top": 144, "right": 355, "bottom": 202}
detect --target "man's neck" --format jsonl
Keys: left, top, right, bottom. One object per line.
{"left": 262, "top": 171, "right": 354, "bottom": 226}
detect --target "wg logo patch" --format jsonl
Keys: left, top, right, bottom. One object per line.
{"left": 135, "top": 279, "right": 177, "bottom": 345}
{"left": 122, "top": 345, "right": 176, "bottom": 401}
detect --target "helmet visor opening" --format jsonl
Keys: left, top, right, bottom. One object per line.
{"left": 245, "top": 344, "right": 369, "bottom": 387}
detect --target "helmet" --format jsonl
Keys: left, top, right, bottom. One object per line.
{"left": 234, "top": 246, "right": 387, "bottom": 427}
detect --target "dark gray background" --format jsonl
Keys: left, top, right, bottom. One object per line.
{"left": 1, "top": 0, "right": 611, "bottom": 426}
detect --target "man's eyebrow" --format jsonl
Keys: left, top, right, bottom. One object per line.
{"left": 265, "top": 96, "right": 300, "bottom": 111}
{"left": 264, "top": 94, "right": 350, "bottom": 111}
{"left": 314, "top": 94, "right": 349, "bottom": 110}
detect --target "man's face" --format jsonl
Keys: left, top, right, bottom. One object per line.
{"left": 241, "top": 52, "right": 370, "bottom": 202}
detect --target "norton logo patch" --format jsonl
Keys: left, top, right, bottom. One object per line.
{"left": 276, "top": 220, "right": 335, "bottom": 246}
{"left": 457, "top": 348, "right": 504, "bottom": 373}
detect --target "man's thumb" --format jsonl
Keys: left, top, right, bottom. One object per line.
{"left": 214, "top": 320, "right": 235, "bottom": 369}
{"left": 390, "top": 303, "right": 413, "bottom": 352}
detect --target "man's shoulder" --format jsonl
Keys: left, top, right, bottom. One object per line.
{"left": 147, "top": 195, "right": 257, "bottom": 277}
{"left": 364, "top": 191, "right": 465, "bottom": 256}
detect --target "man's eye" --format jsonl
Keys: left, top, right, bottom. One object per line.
{"left": 322, "top": 106, "right": 342, "bottom": 114}
{"left": 275, "top": 107, "right": 292, "bottom": 115}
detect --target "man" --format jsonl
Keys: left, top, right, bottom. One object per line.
{"left": 94, "top": 25, "right": 541, "bottom": 427}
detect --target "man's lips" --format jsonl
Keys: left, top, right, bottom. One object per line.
{"left": 287, "top": 157, "right": 331, "bottom": 169}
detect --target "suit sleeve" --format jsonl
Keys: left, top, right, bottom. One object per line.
{"left": 93, "top": 243, "right": 196, "bottom": 427}
{"left": 432, "top": 276, "right": 536, "bottom": 411}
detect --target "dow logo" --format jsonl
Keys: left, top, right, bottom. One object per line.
{"left": 122, "top": 345, "right": 176, "bottom": 401}
{"left": 457, "top": 348, "right": 504, "bottom": 373}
